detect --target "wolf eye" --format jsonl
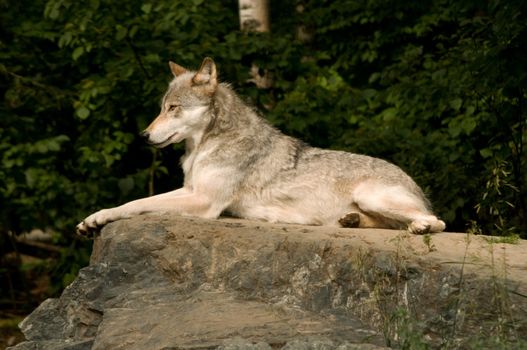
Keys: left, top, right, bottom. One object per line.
{"left": 167, "top": 104, "right": 180, "bottom": 112}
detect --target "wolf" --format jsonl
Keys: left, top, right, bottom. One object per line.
{"left": 76, "top": 57, "right": 446, "bottom": 236}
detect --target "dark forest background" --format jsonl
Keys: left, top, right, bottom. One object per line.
{"left": 1, "top": 0, "right": 526, "bottom": 332}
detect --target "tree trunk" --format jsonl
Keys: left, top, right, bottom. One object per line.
{"left": 238, "top": 0, "right": 270, "bottom": 33}
{"left": 238, "top": 0, "right": 272, "bottom": 89}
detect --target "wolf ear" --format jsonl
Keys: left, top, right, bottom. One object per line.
{"left": 192, "top": 57, "right": 217, "bottom": 88}
{"left": 169, "top": 61, "right": 187, "bottom": 77}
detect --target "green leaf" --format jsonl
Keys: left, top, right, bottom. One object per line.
{"left": 58, "top": 32, "right": 73, "bottom": 48}
{"left": 461, "top": 117, "right": 476, "bottom": 135}
{"left": 115, "top": 25, "right": 128, "bottom": 41}
{"left": 480, "top": 148, "right": 493, "bottom": 158}
{"left": 72, "top": 46, "right": 84, "bottom": 61}
{"left": 449, "top": 98, "right": 462, "bottom": 111}
{"left": 381, "top": 107, "right": 397, "bottom": 122}
{"left": 368, "top": 72, "right": 380, "bottom": 83}
{"left": 24, "top": 168, "right": 38, "bottom": 188}
{"left": 129, "top": 25, "right": 139, "bottom": 38}
{"left": 141, "top": 3, "right": 152, "bottom": 14}
{"left": 46, "top": 3, "right": 60, "bottom": 19}
{"left": 76, "top": 106, "right": 90, "bottom": 119}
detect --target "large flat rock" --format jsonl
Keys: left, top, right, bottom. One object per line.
{"left": 10, "top": 215, "right": 527, "bottom": 349}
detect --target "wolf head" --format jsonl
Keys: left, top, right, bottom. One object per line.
{"left": 141, "top": 57, "right": 218, "bottom": 148}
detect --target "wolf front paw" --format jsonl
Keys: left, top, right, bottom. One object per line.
{"left": 76, "top": 209, "right": 115, "bottom": 237}
{"left": 76, "top": 221, "right": 96, "bottom": 237}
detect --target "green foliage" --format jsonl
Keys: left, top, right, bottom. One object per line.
{"left": 387, "top": 307, "right": 429, "bottom": 349}
{"left": 422, "top": 234, "right": 436, "bottom": 252}
{"left": 0, "top": 0, "right": 526, "bottom": 301}
{"left": 484, "top": 234, "right": 521, "bottom": 245}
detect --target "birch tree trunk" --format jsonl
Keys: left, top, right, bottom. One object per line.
{"left": 238, "top": 0, "right": 270, "bottom": 33}
{"left": 238, "top": 0, "right": 272, "bottom": 89}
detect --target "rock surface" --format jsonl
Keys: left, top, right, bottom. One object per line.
{"left": 10, "top": 215, "right": 527, "bottom": 349}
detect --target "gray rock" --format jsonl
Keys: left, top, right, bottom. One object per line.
{"left": 7, "top": 339, "right": 93, "bottom": 350}
{"left": 10, "top": 215, "right": 527, "bottom": 349}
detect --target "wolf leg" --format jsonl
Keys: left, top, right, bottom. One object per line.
{"left": 353, "top": 183, "right": 445, "bottom": 234}
{"left": 340, "top": 211, "right": 411, "bottom": 230}
{"left": 358, "top": 203, "right": 444, "bottom": 234}
{"left": 76, "top": 188, "right": 217, "bottom": 236}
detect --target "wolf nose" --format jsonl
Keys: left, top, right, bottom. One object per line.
{"left": 140, "top": 130, "right": 150, "bottom": 140}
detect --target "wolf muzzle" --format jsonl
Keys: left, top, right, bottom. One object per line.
{"left": 140, "top": 130, "right": 150, "bottom": 141}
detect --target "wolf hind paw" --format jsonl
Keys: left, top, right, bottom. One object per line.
{"left": 339, "top": 212, "right": 361, "bottom": 228}
{"left": 408, "top": 221, "right": 431, "bottom": 234}
{"left": 408, "top": 218, "right": 446, "bottom": 234}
